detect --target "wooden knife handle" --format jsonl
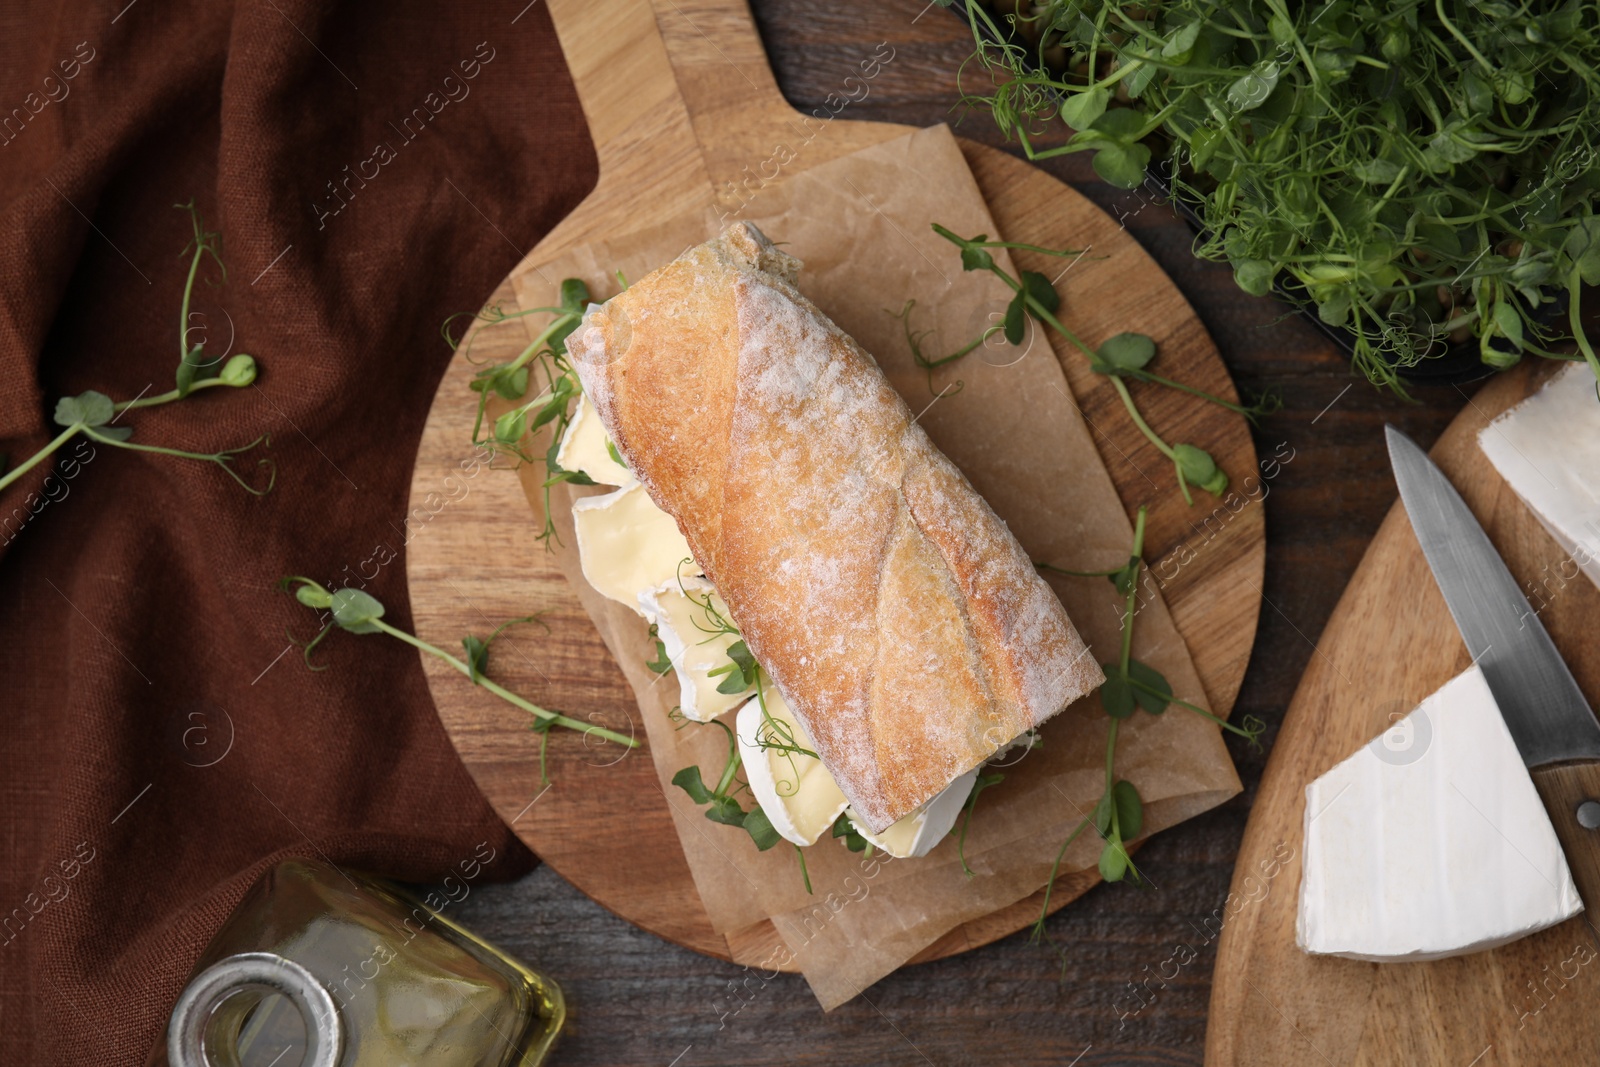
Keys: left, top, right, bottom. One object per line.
{"left": 1530, "top": 761, "right": 1600, "bottom": 910}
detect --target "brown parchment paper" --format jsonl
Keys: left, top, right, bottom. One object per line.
{"left": 511, "top": 125, "right": 1241, "bottom": 1008}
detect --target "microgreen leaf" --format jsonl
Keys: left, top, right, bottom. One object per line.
{"left": 1112, "top": 778, "right": 1143, "bottom": 840}
{"left": 713, "top": 640, "right": 758, "bottom": 694}
{"left": 463, "top": 634, "right": 489, "bottom": 684}
{"left": 495, "top": 366, "right": 530, "bottom": 400}
{"left": 1059, "top": 87, "right": 1107, "bottom": 129}
{"left": 1094, "top": 332, "right": 1156, "bottom": 372}
{"left": 1563, "top": 218, "right": 1600, "bottom": 286}
{"left": 1173, "top": 444, "right": 1227, "bottom": 500}
{"left": 1093, "top": 788, "right": 1114, "bottom": 835}
{"left": 1099, "top": 667, "right": 1136, "bottom": 719}
{"left": 1232, "top": 260, "right": 1276, "bottom": 297}
{"left": 672, "top": 765, "right": 713, "bottom": 805}
{"left": 493, "top": 407, "right": 527, "bottom": 445}
{"left": 1090, "top": 142, "right": 1151, "bottom": 189}
{"left": 645, "top": 626, "right": 672, "bottom": 675}
{"left": 740, "top": 805, "right": 783, "bottom": 851}
{"left": 329, "top": 588, "right": 385, "bottom": 634}
{"left": 704, "top": 795, "right": 747, "bottom": 827}
{"left": 1162, "top": 22, "right": 1200, "bottom": 62}
{"left": 220, "top": 355, "right": 257, "bottom": 387}
{"left": 1351, "top": 159, "right": 1403, "bottom": 185}
{"left": 1226, "top": 61, "right": 1280, "bottom": 112}
{"left": 832, "top": 812, "right": 873, "bottom": 854}
{"left": 1088, "top": 108, "right": 1146, "bottom": 139}
{"left": 961, "top": 243, "right": 994, "bottom": 272}
{"left": 1098, "top": 836, "right": 1130, "bottom": 882}
{"left": 1020, "top": 270, "right": 1059, "bottom": 315}
{"left": 53, "top": 391, "right": 115, "bottom": 429}
{"left": 1002, "top": 288, "right": 1027, "bottom": 345}
{"left": 1127, "top": 660, "right": 1171, "bottom": 715}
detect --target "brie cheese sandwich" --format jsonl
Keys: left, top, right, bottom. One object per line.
{"left": 559, "top": 222, "right": 1102, "bottom": 846}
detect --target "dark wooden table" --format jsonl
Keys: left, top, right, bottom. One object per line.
{"left": 447, "top": 3, "right": 1467, "bottom": 1064}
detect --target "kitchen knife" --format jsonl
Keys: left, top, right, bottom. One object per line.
{"left": 1387, "top": 424, "right": 1600, "bottom": 909}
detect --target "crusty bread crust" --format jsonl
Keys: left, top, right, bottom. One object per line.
{"left": 567, "top": 223, "right": 1103, "bottom": 831}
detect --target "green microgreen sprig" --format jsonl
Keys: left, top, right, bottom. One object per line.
{"left": 1030, "top": 505, "right": 1266, "bottom": 969}
{"left": 671, "top": 719, "right": 781, "bottom": 854}
{"left": 922, "top": 224, "right": 1273, "bottom": 505}
{"left": 281, "top": 578, "right": 637, "bottom": 761}
{"left": 0, "top": 202, "right": 273, "bottom": 498}
{"left": 446, "top": 278, "right": 595, "bottom": 543}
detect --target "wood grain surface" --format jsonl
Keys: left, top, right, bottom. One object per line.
{"left": 408, "top": 0, "right": 1261, "bottom": 977}
{"left": 417, "top": 2, "right": 1571, "bottom": 1065}
{"left": 1206, "top": 360, "right": 1600, "bottom": 1066}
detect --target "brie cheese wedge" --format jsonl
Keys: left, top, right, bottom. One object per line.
{"left": 847, "top": 767, "right": 979, "bottom": 860}
{"left": 1297, "top": 665, "right": 1583, "bottom": 962}
{"left": 571, "top": 483, "right": 698, "bottom": 616}
{"left": 738, "top": 686, "right": 850, "bottom": 847}
{"left": 1478, "top": 361, "right": 1600, "bottom": 591}
{"left": 639, "top": 578, "right": 756, "bottom": 722}
{"left": 557, "top": 394, "right": 634, "bottom": 488}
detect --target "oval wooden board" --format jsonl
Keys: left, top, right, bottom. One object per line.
{"left": 1206, "top": 358, "right": 1600, "bottom": 1066}
{"left": 406, "top": 0, "right": 1263, "bottom": 971}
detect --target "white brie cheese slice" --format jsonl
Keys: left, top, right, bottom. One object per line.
{"left": 571, "top": 483, "right": 698, "bottom": 617}
{"left": 1478, "top": 361, "right": 1600, "bottom": 591}
{"left": 848, "top": 767, "right": 980, "bottom": 860}
{"left": 1297, "top": 665, "right": 1583, "bottom": 962}
{"left": 738, "top": 687, "right": 849, "bottom": 847}
{"left": 639, "top": 578, "right": 755, "bottom": 722}
{"left": 557, "top": 394, "right": 634, "bottom": 488}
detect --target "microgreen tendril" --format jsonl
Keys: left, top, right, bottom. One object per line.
{"left": 0, "top": 202, "right": 273, "bottom": 498}
{"left": 280, "top": 578, "right": 637, "bottom": 761}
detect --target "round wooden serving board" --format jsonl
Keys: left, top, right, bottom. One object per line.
{"left": 406, "top": 0, "right": 1264, "bottom": 970}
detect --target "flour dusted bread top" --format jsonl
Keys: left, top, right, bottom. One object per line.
{"left": 566, "top": 222, "right": 1102, "bottom": 831}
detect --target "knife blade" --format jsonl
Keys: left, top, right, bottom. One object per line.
{"left": 1387, "top": 424, "right": 1600, "bottom": 905}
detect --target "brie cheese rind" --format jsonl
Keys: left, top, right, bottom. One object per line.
{"left": 1297, "top": 665, "right": 1583, "bottom": 962}
{"left": 558, "top": 394, "right": 634, "bottom": 488}
{"left": 738, "top": 688, "right": 850, "bottom": 847}
{"left": 1478, "top": 361, "right": 1600, "bottom": 591}
{"left": 640, "top": 578, "right": 756, "bottom": 722}
{"left": 567, "top": 221, "right": 1103, "bottom": 831}
{"left": 848, "top": 766, "right": 979, "bottom": 860}
{"left": 571, "top": 483, "right": 699, "bottom": 617}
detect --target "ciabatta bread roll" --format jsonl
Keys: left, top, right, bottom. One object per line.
{"left": 566, "top": 223, "right": 1103, "bottom": 831}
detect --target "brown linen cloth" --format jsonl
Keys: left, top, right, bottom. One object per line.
{"left": 0, "top": 1, "right": 597, "bottom": 1062}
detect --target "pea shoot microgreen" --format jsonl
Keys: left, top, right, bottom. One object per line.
{"left": 944, "top": 0, "right": 1600, "bottom": 390}
{"left": 917, "top": 224, "right": 1273, "bottom": 505}
{"left": 0, "top": 202, "right": 273, "bottom": 499}
{"left": 281, "top": 578, "right": 638, "bottom": 772}
{"left": 445, "top": 277, "right": 595, "bottom": 543}
{"left": 645, "top": 624, "right": 673, "bottom": 675}
{"left": 1030, "top": 505, "right": 1266, "bottom": 965}
{"left": 671, "top": 719, "right": 781, "bottom": 855}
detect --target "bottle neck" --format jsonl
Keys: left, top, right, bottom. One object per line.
{"left": 167, "top": 951, "right": 344, "bottom": 1067}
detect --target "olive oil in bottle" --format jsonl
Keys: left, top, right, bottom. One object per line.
{"left": 153, "top": 859, "right": 563, "bottom": 1067}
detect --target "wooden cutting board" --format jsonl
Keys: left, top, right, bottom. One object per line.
{"left": 407, "top": 0, "right": 1264, "bottom": 968}
{"left": 1207, "top": 358, "right": 1600, "bottom": 1065}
